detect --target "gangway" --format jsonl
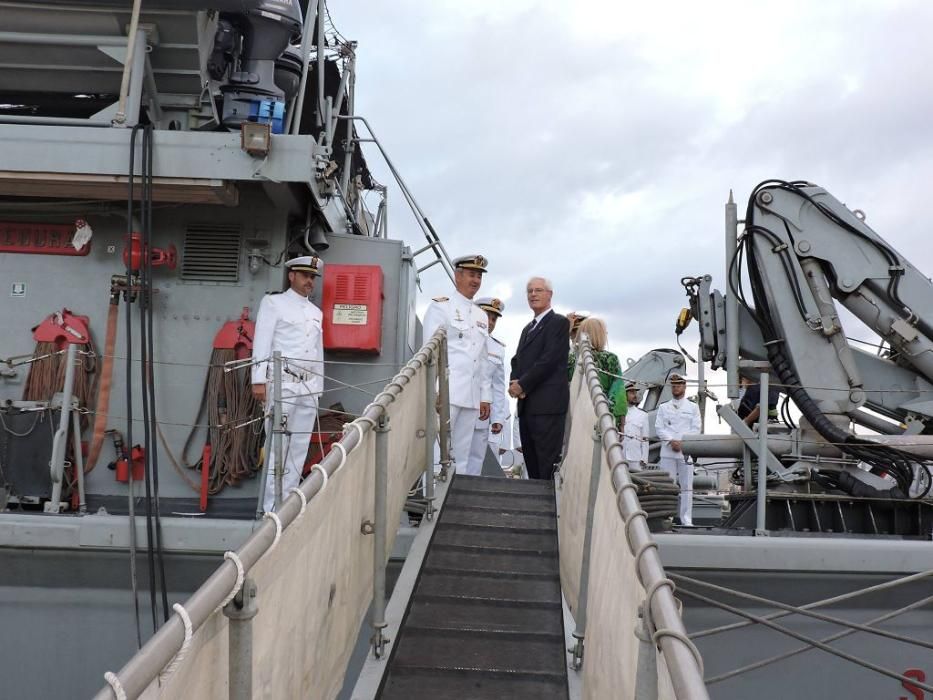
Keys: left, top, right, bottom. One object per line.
{"left": 376, "top": 475, "right": 568, "bottom": 699}
{"left": 92, "top": 331, "right": 706, "bottom": 700}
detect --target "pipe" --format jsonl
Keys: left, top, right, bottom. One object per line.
{"left": 0, "top": 31, "right": 129, "bottom": 46}
{"left": 113, "top": 0, "right": 144, "bottom": 126}
{"left": 756, "top": 371, "right": 769, "bottom": 532}
{"left": 71, "top": 410, "right": 87, "bottom": 513}
{"left": 683, "top": 432, "right": 933, "bottom": 459}
{"left": 316, "top": 0, "right": 325, "bottom": 129}
{"left": 569, "top": 422, "right": 603, "bottom": 670}
{"left": 579, "top": 339, "right": 709, "bottom": 700}
{"left": 371, "top": 415, "right": 390, "bottom": 657}
{"left": 0, "top": 115, "right": 112, "bottom": 127}
{"left": 225, "top": 578, "right": 258, "bottom": 700}
{"left": 47, "top": 343, "right": 78, "bottom": 512}
{"left": 339, "top": 49, "right": 357, "bottom": 196}
{"left": 436, "top": 334, "right": 453, "bottom": 474}
{"left": 289, "top": 0, "right": 318, "bottom": 134}
{"left": 272, "top": 351, "right": 284, "bottom": 511}
{"left": 124, "top": 30, "right": 148, "bottom": 127}
{"left": 423, "top": 356, "right": 436, "bottom": 520}
{"left": 91, "top": 330, "right": 447, "bottom": 700}
{"left": 725, "top": 190, "right": 740, "bottom": 399}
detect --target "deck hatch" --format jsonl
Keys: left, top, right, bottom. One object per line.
{"left": 181, "top": 224, "right": 241, "bottom": 282}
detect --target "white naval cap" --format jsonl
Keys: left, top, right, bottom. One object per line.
{"left": 285, "top": 254, "right": 323, "bottom": 276}
{"left": 475, "top": 297, "right": 505, "bottom": 316}
{"left": 451, "top": 254, "right": 488, "bottom": 273}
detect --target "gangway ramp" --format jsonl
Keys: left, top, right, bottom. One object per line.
{"left": 377, "top": 475, "right": 569, "bottom": 700}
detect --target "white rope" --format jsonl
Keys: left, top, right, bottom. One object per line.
{"left": 343, "top": 421, "right": 363, "bottom": 443}
{"left": 289, "top": 486, "right": 308, "bottom": 516}
{"left": 216, "top": 551, "right": 246, "bottom": 611}
{"left": 159, "top": 603, "right": 194, "bottom": 681}
{"left": 263, "top": 511, "right": 283, "bottom": 552}
{"left": 331, "top": 441, "right": 347, "bottom": 470}
{"left": 309, "top": 464, "right": 329, "bottom": 491}
{"left": 103, "top": 672, "right": 126, "bottom": 700}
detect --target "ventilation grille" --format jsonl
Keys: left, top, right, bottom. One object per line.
{"left": 181, "top": 224, "right": 241, "bottom": 282}
{"left": 335, "top": 272, "right": 370, "bottom": 302}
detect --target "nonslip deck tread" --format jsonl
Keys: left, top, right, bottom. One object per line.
{"left": 376, "top": 474, "right": 569, "bottom": 699}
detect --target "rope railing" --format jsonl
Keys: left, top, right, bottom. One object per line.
{"left": 91, "top": 329, "right": 446, "bottom": 700}
{"left": 577, "top": 336, "right": 710, "bottom": 700}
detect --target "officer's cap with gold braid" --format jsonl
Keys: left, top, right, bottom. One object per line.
{"left": 285, "top": 255, "right": 323, "bottom": 277}
{"left": 452, "top": 254, "right": 488, "bottom": 273}
{"left": 475, "top": 296, "right": 505, "bottom": 316}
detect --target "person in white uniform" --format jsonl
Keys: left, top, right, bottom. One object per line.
{"left": 423, "top": 254, "right": 492, "bottom": 474}
{"left": 251, "top": 255, "right": 324, "bottom": 512}
{"left": 621, "top": 382, "right": 650, "bottom": 471}
{"left": 467, "top": 297, "right": 509, "bottom": 475}
{"left": 654, "top": 373, "right": 701, "bottom": 526}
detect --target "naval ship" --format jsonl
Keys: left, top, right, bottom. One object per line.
{"left": 0, "top": 2, "right": 930, "bottom": 699}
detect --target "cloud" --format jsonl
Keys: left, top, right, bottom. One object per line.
{"left": 340, "top": 0, "right": 933, "bottom": 370}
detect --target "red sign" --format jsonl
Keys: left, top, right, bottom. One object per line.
{"left": 0, "top": 221, "right": 90, "bottom": 256}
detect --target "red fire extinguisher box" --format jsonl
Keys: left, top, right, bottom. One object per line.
{"left": 322, "top": 264, "right": 384, "bottom": 353}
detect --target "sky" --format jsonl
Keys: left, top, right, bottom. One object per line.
{"left": 336, "top": 0, "right": 933, "bottom": 387}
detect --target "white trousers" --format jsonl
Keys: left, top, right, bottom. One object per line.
{"left": 263, "top": 381, "right": 319, "bottom": 513}
{"left": 467, "top": 421, "right": 505, "bottom": 476}
{"left": 659, "top": 455, "right": 694, "bottom": 526}
{"left": 448, "top": 405, "right": 479, "bottom": 475}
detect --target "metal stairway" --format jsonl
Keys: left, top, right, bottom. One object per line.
{"left": 377, "top": 475, "right": 569, "bottom": 700}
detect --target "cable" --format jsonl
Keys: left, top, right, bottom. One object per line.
{"left": 143, "top": 125, "right": 171, "bottom": 623}
{"left": 125, "top": 125, "right": 143, "bottom": 649}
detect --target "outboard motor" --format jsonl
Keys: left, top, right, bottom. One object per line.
{"left": 209, "top": 0, "right": 303, "bottom": 133}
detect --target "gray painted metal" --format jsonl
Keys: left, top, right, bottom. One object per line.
{"left": 725, "top": 191, "right": 739, "bottom": 399}
{"left": 224, "top": 577, "right": 259, "bottom": 700}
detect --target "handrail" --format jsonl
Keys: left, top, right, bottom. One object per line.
{"left": 92, "top": 329, "right": 446, "bottom": 700}
{"left": 577, "top": 336, "right": 709, "bottom": 700}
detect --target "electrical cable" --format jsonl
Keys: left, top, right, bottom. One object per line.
{"left": 125, "top": 125, "right": 143, "bottom": 649}
{"left": 143, "top": 125, "right": 171, "bottom": 623}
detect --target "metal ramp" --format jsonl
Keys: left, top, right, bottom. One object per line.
{"left": 377, "top": 475, "right": 569, "bottom": 700}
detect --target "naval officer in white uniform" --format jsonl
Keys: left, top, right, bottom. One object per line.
{"left": 251, "top": 255, "right": 324, "bottom": 512}
{"left": 423, "top": 254, "right": 492, "bottom": 474}
{"left": 621, "top": 382, "right": 650, "bottom": 470}
{"left": 467, "top": 297, "right": 509, "bottom": 475}
{"left": 654, "top": 373, "right": 702, "bottom": 526}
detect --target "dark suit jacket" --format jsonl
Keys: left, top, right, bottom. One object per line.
{"left": 510, "top": 310, "right": 570, "bottom": 416}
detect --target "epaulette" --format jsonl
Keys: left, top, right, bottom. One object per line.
{"left": 432, "top": 296, "right": 449, "bottom": 302}
{"left": 490, "top": 336, "right": 505, "bottom": 346}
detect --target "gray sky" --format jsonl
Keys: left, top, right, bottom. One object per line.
{"left": 340, "top": 0, "right": 933, "bottom": 373}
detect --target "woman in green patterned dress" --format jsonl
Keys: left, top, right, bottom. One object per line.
{"left": 568, "top": 317, "right": 627, "bottom": 429}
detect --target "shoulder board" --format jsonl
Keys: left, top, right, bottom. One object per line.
{"left": 432, "top": 296, "right": 449, "bottom": 302}
{"left": 490, "top": 336, "right": 505, "bottom": 346}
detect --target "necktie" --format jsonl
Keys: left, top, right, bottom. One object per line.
{"left": 528, "top": 318, "right": 538, "bottom": 333}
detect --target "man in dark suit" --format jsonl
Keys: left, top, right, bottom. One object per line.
{"left": 509, "top": 276, "right": 570, "bottom": 480}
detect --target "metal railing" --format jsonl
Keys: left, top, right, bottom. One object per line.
{"left": 93, "top": 329, "right": 449, "bottom": 699}
{"left": 571, "top": 337, "right": 709, "bottom": 700}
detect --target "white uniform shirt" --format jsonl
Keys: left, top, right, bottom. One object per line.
{"left": 622, "top": 406, "right": 650, "bottom": 463}
{"left": 251, "top": 288, "right": 324, "bottom": 394}
{"left": 654, "top": 397, "right": 702, "bottom": 461}
{"left": 476, "top": 335, "right": 509, "bottom": 429}
{"left": 423, "top": 290, "right": 492, "bottom": 408}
